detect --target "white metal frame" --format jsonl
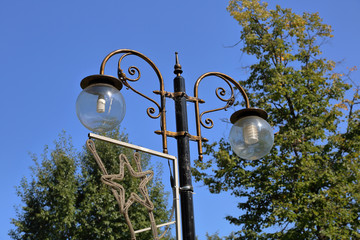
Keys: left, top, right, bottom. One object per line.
{"left": 88, "top": 133, "right": 181, "bottom": 240}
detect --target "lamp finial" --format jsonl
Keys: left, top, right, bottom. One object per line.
{"left": 174, "top": 52, "right": 183, "bottom": 76}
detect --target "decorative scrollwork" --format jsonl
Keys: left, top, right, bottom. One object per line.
{"left": 127, "top": 66, "right": 141, "bottom": 82}
{"left": 99, "top": 49, "right": 169, "bottom": 154}
{"left": 146, "top": 107, "right": 159, "bottom": 119}
{"left": 116, "top": 52, "right": 163, "bottom": 119}
{"left": 201, "top": 117, "right": 214, "bottom": 129}
{"left": 216, "top": 86, "right": 232, "bottom": 102}
{"left": 197, "top": 77, "right": 237, "bottom": 129}
{"left": 193, "top": 72, "right": 250, "bottom": 160}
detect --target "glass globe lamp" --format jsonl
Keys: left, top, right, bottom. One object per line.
{"left": 229, "top": 108, "right": 274, "bottom": 160}
{"left": 76, "top": 75, "right": 126, "bottom": 133}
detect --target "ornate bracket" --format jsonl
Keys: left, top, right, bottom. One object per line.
{"left": 192, "top": 72, "right": 250, "bottom": 160}
{"left": 99, "top": 49, "right": 169, "bottom": 154}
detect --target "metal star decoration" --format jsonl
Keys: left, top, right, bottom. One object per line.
{"left": 86, "top": 139, "right": 159, "bottom": 240}
{"left": 101, "top": 152, "right": 154, "bottom": 213}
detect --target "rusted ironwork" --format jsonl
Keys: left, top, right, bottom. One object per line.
{"left": 193, "top": 72, "right": 251, "bottom": 161}
{"left": 98, "top": 49, "right": 169, "bottom": 154}
{"left": 91, "top": 49, "right": 254, "bottom": 162}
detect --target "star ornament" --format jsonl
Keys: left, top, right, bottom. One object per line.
{"left": 100, "top": 152, "right": 155, "bottom": 214}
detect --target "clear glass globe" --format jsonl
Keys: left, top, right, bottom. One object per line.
{"left": 229, "top": 116, "right": 274, "bottom": 160}
{"left": 76, "top": 83, "right": 126, "bottom": 133}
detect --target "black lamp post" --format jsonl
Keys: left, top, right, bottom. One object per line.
{"left": 76, "top": 49, "right": 274, "bottom": 240}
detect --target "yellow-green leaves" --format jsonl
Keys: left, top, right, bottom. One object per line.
{"left": 194, "top": 0, "right": 360, "bottom": 239}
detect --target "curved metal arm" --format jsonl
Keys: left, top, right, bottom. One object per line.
{"left": 99, "top": 49, "right": 169, "bottom": 154}
{"left": 193, "top": 72, "right": 250, "bottom": 160}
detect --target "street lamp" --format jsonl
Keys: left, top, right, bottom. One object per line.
{"left": 76, "top": 76, "right": 126, "bottom": 132}
{"left": 76, "top": 49, "right": 274, "bottom": 240}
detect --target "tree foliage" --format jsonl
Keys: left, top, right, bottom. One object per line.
{"left": 10, "top": 130, "right": 172, "bottom": 240}
{"left": 194, "top": 1, "right": 360, "bottom": 239}
{"left": 205, "top": 231, "right": 236, "bottom": 240}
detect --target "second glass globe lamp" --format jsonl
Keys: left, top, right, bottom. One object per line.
{"left": 229, "top": 108, "right": 274, "bottom": 160}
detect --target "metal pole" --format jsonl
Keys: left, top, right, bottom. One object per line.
{"left": 173, "top": 53, "right": 195, "bottom": 240}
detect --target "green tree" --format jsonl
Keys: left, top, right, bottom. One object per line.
{"left": 205, "top": 231, "right": 236, "bottom": 240}
{"left": 10, "top": 130, "right": 172, "bottom": 240}
{"left": 194, "top": 1, "right": 360, "bottom": 239}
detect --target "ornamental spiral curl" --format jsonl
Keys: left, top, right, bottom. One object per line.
{"left": 202, "top": 118, "right": 214, "bottom": 129}
{"left": 147, "top": 107, "right": 160, "bottom": 119}
{"left": 126, "top": 66, "right": 141, "bottom": 82}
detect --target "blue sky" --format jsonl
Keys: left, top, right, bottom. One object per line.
{"left": 1, "top": 0, "right": 359, "bottom": 239}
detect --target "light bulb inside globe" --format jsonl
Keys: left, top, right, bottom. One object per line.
{"left": 97, "top": 95, "right": 106, "bottom": 113}
{"left": 243, "top": 123, "right": 259, "bottom": 145}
